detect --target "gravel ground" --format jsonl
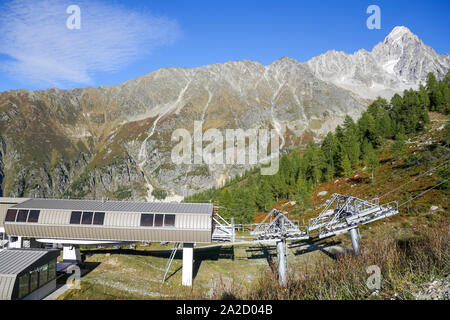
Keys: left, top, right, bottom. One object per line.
{"left": 412, "top": 275, "right": 450, "bottom": 300}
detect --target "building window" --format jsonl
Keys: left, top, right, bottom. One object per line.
{"left": 48, "top": 259, "right": 57, "bottom": 281}
{"left": 164, "top": 214, "right": 176, "bottom": 227}
{"left": 39, "top": 264, "right": 48, "bottom": 286}
{"left": 81, "top": 212, "right": 94, "bottom": 225}
{"left": 93, "top": 212, "right": 105, "bottom": 225}
{"left": 30, "top": 270, "right": 38, "bottom": 292}
{"left": 140, "top": 214, "right": 154, "bottom": 227}
{"left": 16, "top": 210, "right": 29, "bottom": 222}
{"left": 70, "top": 211, "right": 82, "bottom": 224}
{"left": 27, "top": 210, "right": 40, "bottom": 223}
{"left": 154, "top": 214, "right": 164, "bottom": 227}
{"left": 5, "top": 209, "right": 17, "bottom": 222}
{"left": 18, "top": 274, "right": 29, "bottom": 299}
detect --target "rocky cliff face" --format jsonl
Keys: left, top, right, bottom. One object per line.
{"left": 0, "top": 26, "right": 447, "bottom": 200}
{"left": 306, "top": 26, "right": 450, "bottom": 99}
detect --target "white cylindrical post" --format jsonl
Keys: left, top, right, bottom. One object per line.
{"left": 277, "top": 239, "right": 287, "bottom": 286}
{"left": 349, "top": 227, "right": 361, "bottom": 254}
{"left": 182, "top": 243, "right": 194, "bottom": 286}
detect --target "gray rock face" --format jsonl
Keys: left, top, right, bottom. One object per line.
{"left": 306, "top": 26, "right": 450, "bottom": 99}
{"left": 0, "top": 26, "right": 447, "bottom": 200}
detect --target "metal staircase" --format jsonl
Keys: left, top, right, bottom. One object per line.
{"left": 211, "top": 204, "right": 235, "bottom": 242}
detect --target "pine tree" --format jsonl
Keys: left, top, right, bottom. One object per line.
{"left": 444, "top": 70, "right": 450, "bottom": 86}
{"left": 418, "top": 84, "right": 430, "bottom": 109}
{"left": 321, "top": 132, "right": 339, "bottom": 174}
{"left": 363, "top": 142, "right": 379, "bottom": 182}
{"left": 390, "top": 133, "right": 407, "bottom": 155}
{"left": 294, "top": 175, "right": 311, "bottom": 212}
{"left": 367, "top": 97, "right": 389, "bottom": 117}
{"left": 358, "top": 112, "right": 378, "bottom": 146}
{"left": 376, "top": 110, "right": 393, "bottom": 138}
{"left": 339, "top": 154, "right": 352, "bottom": 177}
{"left": 443, "top": 123, "right": 450, "bottom": 146}
{"left": 256, "top": 178, "right": 273, "bottom": 211}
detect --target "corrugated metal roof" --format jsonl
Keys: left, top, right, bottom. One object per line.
{"left": 11, "top": 199, "right": 213, "bottom": 214}
{"left": 0, "top": 197, "right": 31, "bottom": 204}
{"left": 0, "top": 249, "right": 54, "bottom": 275}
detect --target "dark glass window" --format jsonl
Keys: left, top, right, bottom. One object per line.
{"left": 30, "top": 271, "right": 38, "bottom": 292}
{"left": 16, "top": 210, "right": 29, "bottom": 222}
{"left": 154, "top": 214, "right": 164, "bottom": 227}
{"left": 70, "top": 211, "right": 82, "bottom": 224}
{"left": 93, "top": 212, "right": 105, "bottom": 225}
{"left": 39, "top": 264, "right": 48, "bottom": 286}
{"left": 164, "top": 214, "right": 176, "bottom": 227}
{"left": 18, "top": 274, "right": 29, "bottom": 299}
{"left": 27, "top": 210, "right": 40, "bottom": 223}
{"left": 5, "top": 209, "right": 17, "bottom": 222}
{"left": 140, "top": 214, "right": 154, "bottom": 227}
{"left": 48, "top": 259, "right": 56, "bottom": 280}
{"left": 81, "top": 212, "right": 93, "bottom": 225}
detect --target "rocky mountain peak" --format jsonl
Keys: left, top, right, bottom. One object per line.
{"left": 383, "top": 26, "right": 418, "bottom": 45}
{"left": 306, "top": 26, "right": 449, "bottom": 99}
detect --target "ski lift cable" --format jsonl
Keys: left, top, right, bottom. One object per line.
{"left": 351, "top": 151, "right": 450, "bottom": 198}
{"left": 398, "top": 178, "right": 449, "bottom": 208}
{"left": 378, "top": 158, "right": 450, "bottom": 200}
{"left": 311, "top": 152, "right": 450, "bottom": 211}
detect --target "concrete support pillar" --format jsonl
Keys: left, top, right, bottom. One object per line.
{"left": 349, "top": 227, "right": 361, "bottom": 254}
{"left": 8, "top": 236, "right": 22, "bottom": 249}
{"left": 277, "top": 239, "right": 287, "bottom": 286}
{"left": 63, "top": 245, "right": 81, "bottom": 262}
{"left": 182, "top": 243, "right": 194, "bottom": 286}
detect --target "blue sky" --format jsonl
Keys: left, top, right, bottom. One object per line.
{"left": 0, "top": 0, "right": 448, "bottom": 92}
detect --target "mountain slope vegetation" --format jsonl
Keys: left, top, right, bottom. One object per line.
{"left": 185, "top": 72, "right": 450, "bottom": 225}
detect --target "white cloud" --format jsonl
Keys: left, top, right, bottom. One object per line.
{"left": 0, "top": 0, "right": 180, "bottom": 87}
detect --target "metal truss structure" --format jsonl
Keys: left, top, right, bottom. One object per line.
{"left": 250, "top": 209, "right": 309, "bottom": 242}
{"left": 308, "top": 193, "right": 399, "bottom": 239}
{"left": 173, "top": 193, "right": 398, "bottom": 286}
{"left": 211, "top": 212, "right": 235, "bottom": 243}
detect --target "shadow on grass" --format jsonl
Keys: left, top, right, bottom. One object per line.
{"left": 245, "top": 238, "right": 344, "bottom": 262}
{"left": 81, "top": 245, "right": 235, "bottom": 281}
{"left": 56, "top": 261, "right": 101, "bottom": 285}
{"left": 291, "top": 239, "right": 346, "bottom": 260}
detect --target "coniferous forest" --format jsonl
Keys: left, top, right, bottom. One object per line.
{"left": 185, "top": 72, "right": 450, "bottom": 223}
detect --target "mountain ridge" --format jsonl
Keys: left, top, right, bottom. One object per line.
{"left": 0, "top": 26, "right": 448, "bottom": 201}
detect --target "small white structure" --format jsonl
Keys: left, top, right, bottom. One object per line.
{"left": 62, "top": 245, "right": 81, "bottom": 262}
{"left": 182, "top": 243, "right": 194, "bottom": 286}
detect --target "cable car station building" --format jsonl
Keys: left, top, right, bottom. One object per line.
{"left": 0, "top": 198, "right": 222, "bottom": 288}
